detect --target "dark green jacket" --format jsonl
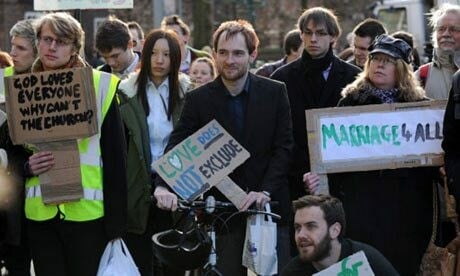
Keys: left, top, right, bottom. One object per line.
{"left": 118, "top": 72, "right": 190, "bottom": 234}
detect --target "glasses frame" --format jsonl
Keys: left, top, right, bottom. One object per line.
{"left": 39, "top": 36, "right": 71, "bottom": 48}
{"left": 369, "top": 54, "right": 397, "bottom": 66}
{"left": 302, "top": 30, "right": 330, "bottom": 38}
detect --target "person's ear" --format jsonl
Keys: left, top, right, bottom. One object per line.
{"left": 249, "top": 49, "right": 258, "bottom": 63}
{"left": 184, "top": 33, "right": 190, "bottom": 45}
{"left": 331, "top": 35, "right": 338, "bottom": 45}
{"left": 329, "top": 222, "right": 341, "bottom": 239}
{"left": 127, "top": 39, "right": 134, "bottom": 49}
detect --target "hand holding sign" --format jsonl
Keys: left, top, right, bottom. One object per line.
{"left": 152, "top": 120, "right": 250, "bottom": 206}
{"left": 4, "top": 68, "right": 98, "bottom": 204}
{"left": 303, "top": 172, "right": 320, "bottom": 194}
{"left": 28, "top": 151, "right": 55, "bottom": 175}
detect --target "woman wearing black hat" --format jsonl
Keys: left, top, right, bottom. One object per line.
{"left": 305, "top": 34, "right": 437, "bottom": 275}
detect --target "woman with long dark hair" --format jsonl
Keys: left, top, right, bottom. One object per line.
{"left": 118, "top": 28, "right": 191, "bottom": 276}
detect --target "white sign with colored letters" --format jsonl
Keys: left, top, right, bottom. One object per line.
{"left": 306, "top": 100, "right": 446, "bottom": 174}
{"left": 313, "top": 251, "right": 374, "bottom": 276}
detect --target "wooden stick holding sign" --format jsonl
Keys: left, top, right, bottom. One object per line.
{"left": 4, "top": 67, "right": 98, "bottom": 204}
{"left": 306, "top": 101, "right": 446, "bottom": 193}
{"left": 35, "top": 140, "right": 83, "bottom": 204}
{"left": 214, "top": 176, "right": 247, "bottom": 208}
{"left": 152, "top": 120, "right": 250, "bottom": 207}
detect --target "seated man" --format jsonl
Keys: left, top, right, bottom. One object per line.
{"left": 281, "top": 195, "right": 398, "bottom": 276}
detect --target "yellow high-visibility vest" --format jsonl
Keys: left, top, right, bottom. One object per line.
{"left": 25, "top": 69, "right": 120, "bottom": 221}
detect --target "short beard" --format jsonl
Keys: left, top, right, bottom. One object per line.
{"left": 300, "top": 233, "right": 332, "bottom": 263}
{"left": 219, "top": 64, "right": 249, "bottom": 82}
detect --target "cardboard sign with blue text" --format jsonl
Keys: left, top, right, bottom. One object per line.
{"left": 313, "top": 251, "right": 374, "bottom": 276}
{"left": 152, "top": 120, "right": 250, "bottom": 202}
{"left": 4, "top": 67, "right": 98, "bottom": 145}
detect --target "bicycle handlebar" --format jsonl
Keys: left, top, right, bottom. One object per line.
{"left": 152, "top": 194, "right": 281, "bottom": 220}
{"left": 177, "top": 199, "right": 233, "bottom": 210}
{"left": 177, "top": 197, "right": 281, "bottom": 220}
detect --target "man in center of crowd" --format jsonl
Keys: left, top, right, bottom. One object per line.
{"left": 270, "top": 7, "right": 361, "bottom": 235}
{"left": 155, "top": 19, "right": 293, "bottom": 275}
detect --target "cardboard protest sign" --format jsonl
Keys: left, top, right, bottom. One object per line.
{"left": 36, "top": 140, "right": 83, "bottom": 204}
{"left": 152, "top": 120, "right": 250, "bottom": 203}
{"left": 306, "top": 101, "right": 446, "bottom": 194}
{"left": 4, "top": 67, "right": 98, "bottom": 145}
{"left": 313, "top": 251, "right": 374, "bottom": 276}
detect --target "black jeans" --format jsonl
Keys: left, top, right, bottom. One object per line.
{"left": 27, "top": 216, "right": 108, "bottom": 276}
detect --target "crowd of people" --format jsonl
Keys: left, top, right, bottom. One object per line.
{"left": 0, "top": 3, "right": 460, "bottom": 276}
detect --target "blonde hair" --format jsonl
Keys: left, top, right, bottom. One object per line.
{"left": 342, "top": 57, "right": 425, "bottom": 102}
{"left": 36, "top": 12, "right": 84, "bottom": 53}
{"left": 190, "top": 57, "right": 217, "bottom": 78}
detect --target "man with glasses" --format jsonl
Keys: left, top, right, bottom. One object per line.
{"left": 95, "top": 17, "right": 140, "bottom": 79}
{"left": 415, "top": 3, "right": 460, "bottom": 99}
{"left": 271, "top": 6, "right": 361, "bottom": 216}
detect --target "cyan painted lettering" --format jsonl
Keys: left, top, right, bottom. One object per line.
{"left": 356, "top": 125, "right": 369, "bottom": 145}
{"left": 185, "top": 138, "right": 202, "bottom": 157}
{"left": 380, "top": 125, "right": 390, "bottom": 142}
{"left": 349, "top": 125, "right": 361, "bottom": 147}
{"left": 370, "top": 125, "right": 382, "bottom": 145}
{"left": 339, "top": 125, "right": 350, "bottom": 146}
{"left": 391, "top": 125, "right": 401, "bottom": 145}
{"left": 158, "top": 163, "right": 176, "bottom": 178}
{"left": 322, "top": 124, "right": 340, "bottom": 149}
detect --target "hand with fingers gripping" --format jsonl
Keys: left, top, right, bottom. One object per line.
{"left": 153, "top": 186, "right": 178, "bottom": 211}
{"left": 303, "top": 172, "right": 320, "bottom": 194}
{"left": 27, "top": 151, "right": 55, "bottom": 176}
{"left": 239, "top": 191, "right": 271, "bottom": 211}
